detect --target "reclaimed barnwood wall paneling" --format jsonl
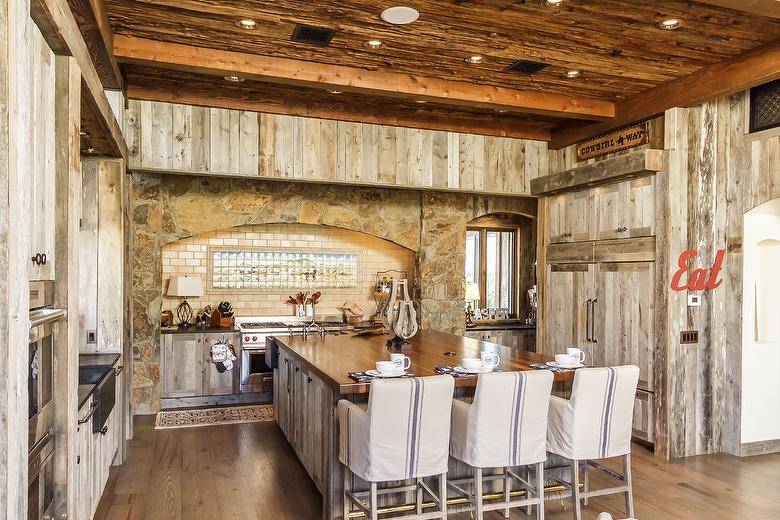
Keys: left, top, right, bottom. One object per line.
{"left": 52, "top": 54, "right": 81, "bottom": 519}
{"left": 79, "top": 161, "right": 98, "bottom": 348}
{"left": 660, "top": 92, "right": 780, "bottom": 458}
{"left": 1, "top": 1, "right": 34, "bottom": 516}
{"left": 124, "top": 100, "right": 548, "bottom": 196}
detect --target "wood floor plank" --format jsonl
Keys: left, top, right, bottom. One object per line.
{"left": 94, "top": 416, "right": 780, "bottom": 520}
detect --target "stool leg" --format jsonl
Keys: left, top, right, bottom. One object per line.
{"left": 343, "top": 467, "right": 351, "bottom": 520}
{"left": 370, "top": 481, "right": 378, "bottom": 520}
{"left": 623, "top": 453, "right": 635, "bottom": 518}
{"left": 570, "top": 459, "right": 581, "bottom": 520}
{"left": 524, "top": 467, "right": 531, "bottom": 516}
{"left": 439, "top": 472, "right": 448, "bottom": 519}
{"left": 503, "top": 467, "right": 511, "bottom": 519}
{"left": 475, "top": 467, "right": 484, "bottom": 519}
{"left": 582, "top": 461, "right": 589, "bottom": 506}
{"left": 416, "top": 477, "right": 423, "bottom": 515}
{"left": 536, "top": 462, "right": 545, "bottom": 520}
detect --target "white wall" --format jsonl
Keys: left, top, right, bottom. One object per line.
{"left": 742, "top": 198, "right": 780, "bottom": 443}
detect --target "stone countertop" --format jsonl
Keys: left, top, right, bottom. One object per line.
{"left": 78, "top": 353, "right": 121, "bottom": 410}
{"left": 161, "top": 326, "right": 240, "bottom": 334}
{"left": 466, "top": 320, "right": 537, "bottom": 331}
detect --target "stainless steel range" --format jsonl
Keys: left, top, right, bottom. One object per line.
{"left": 235, "top": 316, "right": 348, "bottom": 394}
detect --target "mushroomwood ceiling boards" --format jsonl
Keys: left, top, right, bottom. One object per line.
{"left": 104, "top": 0, "right": 780, "bottom": 100}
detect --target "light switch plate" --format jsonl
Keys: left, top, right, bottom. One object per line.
{"left": 687, "top": 294, "right": 701, "bottom": 307}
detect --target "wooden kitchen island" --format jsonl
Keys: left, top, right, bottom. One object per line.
{"left": 271, "top": 329, "right": 570, "bottom": 520}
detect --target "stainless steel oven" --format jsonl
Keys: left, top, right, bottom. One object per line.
{"left": 240, "top": 341, "right": 274, "bottom": 394}
{"left": 28, "top": 281, "right": 65, "bottom": 450}
{"left": 28, "top": 432, "right": 55, "bottom": 520}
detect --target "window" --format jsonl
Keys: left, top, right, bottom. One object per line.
{"left": 464, "top": 226, "right": 515, "bottom": 313}
{"left": 749, "top": 78, "right": 780, "bottom": 133}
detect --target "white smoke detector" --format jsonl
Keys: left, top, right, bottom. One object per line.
{"left": 381, "top": 6, "right": 420, "bottom": 25}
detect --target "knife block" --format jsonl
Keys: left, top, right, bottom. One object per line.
{"left": 210, "top": 308, "right": 234, "bottom": 328}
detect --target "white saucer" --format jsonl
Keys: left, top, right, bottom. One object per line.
{"left": 366, "top": 369, "right": 406, "bottom": 378}
{"left": 454, "top": 365, "right": 492, "bottom": 374}
{"left": 546, "top": 361, "right": 584, "bottom": 369}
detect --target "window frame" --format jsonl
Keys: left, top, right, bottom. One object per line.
{"left": 466, "top": 224, "right": 518, "bottom": 317}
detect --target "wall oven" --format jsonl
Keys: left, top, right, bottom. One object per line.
{"left": 28, "top": 431, "right": 54, "bottom": 520}
{"left": 28, "top": 281, "right": 63, "bottom": 520}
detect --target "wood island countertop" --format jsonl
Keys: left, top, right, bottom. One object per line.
{"left": 273, "top": 328, "right": 572, "bottom": 394}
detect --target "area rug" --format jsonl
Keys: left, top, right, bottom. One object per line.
{"left": 154, "top": 404, "right": 274, "bottom": 430}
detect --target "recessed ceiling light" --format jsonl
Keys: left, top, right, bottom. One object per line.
{"left": 415, "top": 99, "right": 427, "bottom": 104}
{"left": 494, "top": 108, "right": 507, "bottom": 113}
{"left": 564, "top": 70, "right": 581, "bottom": 78}
{"left": 465, "top": 55, "right": 484, "bottom": 64}
{"left": 224, "top": 75, "right": 245, "bottom": 82}
{"left": 235, "top": 19, "right": 257, "bottom": 30}
{"left": 327, "top": 89, "right": 343, "bottom": 94}
{"left": 656, "top": 18, "right": 683, "bottom": 30}
{"left": 381, "top": 6, "right": 419, "bottom": 25}
{"left": 546, "top": 0, "right": 564, "bottom": 5}
{"left": 364, "top": 39, "right": 383, "bottom": 49}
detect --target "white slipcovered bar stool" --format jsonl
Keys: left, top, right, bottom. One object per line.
{"left": 338, "top": 375, "right": 455, "bottom": 520}
{"left": 449, "top": 370, "right": 555, "bottom": 519}
{"left": 546, "top": 365, "right": 640, "bottom": 520}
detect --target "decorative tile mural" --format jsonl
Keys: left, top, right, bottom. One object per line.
{"left": 210, "top": 250, "right": 359, "bottom": 290}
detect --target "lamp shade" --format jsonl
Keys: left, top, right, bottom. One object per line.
{"left": 167, "top": 276, "right": 204, "bottom": 298}
{"left": 465, "top": 283, "right": 480, "bottom": 301}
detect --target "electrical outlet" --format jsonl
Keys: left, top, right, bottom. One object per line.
{"left": 87, "top": 330, "right": 97, "bottom": 344}
{"left": 687, "top": 293, "right": 701, "bottom": 307}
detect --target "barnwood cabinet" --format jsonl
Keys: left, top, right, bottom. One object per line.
{"left": 538, "top": 152, "right": 662, "bottom": 445}
{"left": 274, "top": 348, "right": 328, "bottom": 492}
{"left": 547, "top": 177, "right": 655, "bottom": 245}
{"left": 464, "top": 327, "right": 537, "bottom": 352}
{"left": 160, "top": 331, "right": 239, "bottom": 398}
{"left": 76, "top": 397, "right": 119, "bottom": 519}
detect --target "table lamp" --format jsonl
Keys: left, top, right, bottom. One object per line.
{"left": 465, "top": 283, "right": 480, "bottom": 327}
{"left": 167, "top": 276, "right": 204, "bottom": 328}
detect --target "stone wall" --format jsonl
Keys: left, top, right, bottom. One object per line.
{"left": 131, "top": 173, "right": 536, "bottom": 414}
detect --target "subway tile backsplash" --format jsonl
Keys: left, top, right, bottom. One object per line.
{"left": 162, "top": 223, "right": 415, "bottom": 318}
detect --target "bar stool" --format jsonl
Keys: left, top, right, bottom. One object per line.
{"left": 546, "top": 365, "right": 640, "bottom": 520}
{"left": 337, "top": 375, "right": 455, "bottom": 520}
{"left": 449, "top": 370, "right": 554, "bottom": 519}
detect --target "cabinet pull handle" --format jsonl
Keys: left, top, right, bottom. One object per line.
{"left": 585, "top": 299, "right": 592, "bottom": 343}
{"left": 591, "top": 299, "right": 598, "bottom": 343}
{"left": 115, "top": 365, "right": 124, "bottom": 375}
{"left": 100, "top": 426, "right": 109, "bottom": 436}
{"left": 307, "top": 376, "right": 312, "bottom": 383}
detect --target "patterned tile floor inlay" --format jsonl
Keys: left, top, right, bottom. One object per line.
{"left": 154, "top": 404, "right": 275, "bottom": 429}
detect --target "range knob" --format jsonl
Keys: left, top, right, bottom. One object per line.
{"left": 245, "top": 336, "right": 250, "bottom": 342}
{"left": 252, "top": 336, "right": 258, "bottom": 341}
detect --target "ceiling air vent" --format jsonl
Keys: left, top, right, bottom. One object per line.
{"left": 291, "top": 24, "right": 335, "bottom": 46}
{"left": 505, "top": 60, "right": 549, "bottom": 75}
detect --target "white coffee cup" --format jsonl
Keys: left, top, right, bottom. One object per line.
{"left": 462, "top": 357, "right": 483, "bottom": 372}
{"left": 555, "top": 353, "right": 577, "bottom": 366}
{"left": 376, "top": 361, "right": 398, "bottom": 375}
{"left": 480, "top": 351, "right": 500, "bottom": 370}
{"left": 567, "top": 347, "right": 585, "bottom": 363}
{"left": 390, "top": 353, "right": 411, "bottom": 374}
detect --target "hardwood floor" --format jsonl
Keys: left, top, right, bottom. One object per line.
{"left": 94, "top": 416, "right": 780, "bottom": 520}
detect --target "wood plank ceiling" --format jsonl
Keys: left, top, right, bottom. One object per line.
{"left": 99, "top": 0, "right": 780, "bottom": 146}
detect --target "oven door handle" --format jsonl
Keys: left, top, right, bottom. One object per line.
{"left": 78, "top": 402, "right": 98, "bottom": 426}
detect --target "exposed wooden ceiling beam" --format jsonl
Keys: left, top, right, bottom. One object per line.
{"left": 550, "top": 37, "right": 780, "bottom": 149}
{"left": 67, "top": 0, "right": 123, "bottom": 89}
{"left": 112, "top": 35, "right": 615, "bottom": 121}
{"left": 31, "top": 0, "right": 127, "bottom": 160}
{"left": 694, "top": 0, "right": 780, "bottom": 19}
{"left": 126, "top": 74, "right": 553, "bottom": 142}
